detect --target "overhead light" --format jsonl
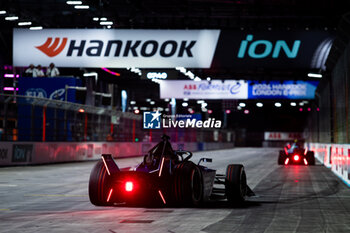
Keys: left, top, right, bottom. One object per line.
{"left": 0, "top": 11, "right": 6, "bottom": 14}
{"left": 74, "top": 5, "right": 89, "bottom": 9}
{"left": 237, "top": 106, "right": 242, "bottom": 110}
{"left": 150, "top": 101, "right": 155, "bottom": 105}
{"left": 100, "top": 17, "right": 107, "bottom": 21}
{"left": 93, "top": 17, "right": 99, "bottom": 21}
{"left": 130, "top": 101, "right": 136, "bottom": 105}
{"left": 29, "top": 26, "right": 43, "bottom": 30}
{"left": 207, "top": 77, "right": 211, "bottom": 81}
{"left": 66, "top": 1, "right": 82, "bottom": 4}
{"left": 307, "top": 73, "right": 322, "bottom": 78}
{"left": 83, "top": 72, "right": 97, "bottom": 77}
{"left": 256, "top": 102, "right": 263, "bottom": 107}
{"left": 225, "top": 109, "right": 231, "bottom": 114}
{"left": 275, "top": 102, "right": 282, "bottom": 107}
{"left": 197, "top": 100, "right": 204, "bottom": 104}
{"left": 239, "top": 103, "right": 246, "bottom": 107}
{"left": 164, "top": 98, "right": 170, "bottom": 102}
{"left": 146, "top": 98, "right": 151, "bottom": 102}
{"left": 194, "top": 77, "right": 201, "bottom": 81}
{"left": 299, "top": 102, "right": 304, "bottom": 106}
{"left": 107, "top": 25, "right": 112, "bottom": 29}
{"left": 5, "top": 16, "right": 19, "bottom": 21}
{"left": 133, "top": 106, "right": 138, "bottom": 110}
{"left": 100, "top": 21, "right": 113, "bottom": 25}
{"left": 183, "top": 98, "right": 189, "bottom": 101}
{"left": 290, "top": 102, "right": 297, "bottom": 106}
{"left": 244, "top": 109, "right": 250, "bottom": 114}
{"left": 18, "top": 21, "right": 32, "bottom": 26}
{"left": 182, "top": 102, "right": 188, "bottom": 107}
{"left": 201, "top": 103, "right": 208, "bottom": 108}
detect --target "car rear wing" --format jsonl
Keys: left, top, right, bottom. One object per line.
{"left": 101, "top": 154, "right": 120, "bottom": 175}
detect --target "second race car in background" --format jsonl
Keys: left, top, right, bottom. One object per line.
{"left": 278, "top": 142, "right": 315, "bottom": 165}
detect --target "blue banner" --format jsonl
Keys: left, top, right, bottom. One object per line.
{"left": 247, "top": 80, "right": 319, "bottom": 99}
{"left": 17, "top": 77, "right": 82, "bottom": 141}
{"left": 18, "top": 77, "right": 80, "bottom": 102}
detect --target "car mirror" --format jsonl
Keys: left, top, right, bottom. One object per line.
{"left": 198, "top": 158, "right": 213, "bottom": 165}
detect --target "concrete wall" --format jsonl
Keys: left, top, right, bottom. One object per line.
{"left": 308, "top": 142, "right": 350, "bottom": 187}
{"left": 0, "top": 141, "right": 234, "bottom": 166}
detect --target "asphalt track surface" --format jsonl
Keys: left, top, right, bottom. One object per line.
{"left": 1, "top": 148, "right": 350, "bottom": 233}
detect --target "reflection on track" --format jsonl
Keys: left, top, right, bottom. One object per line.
{"left": 0, "top": 148, "right": 349, "bottom": 233}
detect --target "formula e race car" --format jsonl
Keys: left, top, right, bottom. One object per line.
{"left": 278, "top": 142, "right": 315, "bottom": 165}
{"left": 89, "top": 135, "right": 254, "bottom": 207}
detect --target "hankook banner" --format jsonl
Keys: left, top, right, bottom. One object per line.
{"left": 13, "top": 29, "right": 220, "bottom": 68}
{"left": 160, "top": 80, "right": 319, "bottom": 99}
{"left": 13, "top": 29, "right": 332, "bottom": 69}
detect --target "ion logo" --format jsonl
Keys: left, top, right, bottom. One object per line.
{"left": 238, "top": 34, "right": 301, "bottom": 59}
{"left": 36, "top": 37, "right": 68, "bottom": 57}
{"left": 143, "top": 111, "right": 161, "bottom": 129}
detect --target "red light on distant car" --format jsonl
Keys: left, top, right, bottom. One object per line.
{"left": 125, "top": 181, "right": 133, "bottom": 192}
{"left": 293, "top": 155, "right": 300, "bottom": 161}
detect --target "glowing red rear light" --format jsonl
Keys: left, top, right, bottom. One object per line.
{"left": 125, "top": 181, "right": 133, "bottom": 192}
{"left": 293, "top": 155, "right": 300, "bottom": 161}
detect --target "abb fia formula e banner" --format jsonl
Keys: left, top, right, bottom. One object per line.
{"left": 13, "top": 29, "right": 220, "bottom": 68}
{"left": 160, "top": 80, "right": 318, "bottom": 99}
{"left": 160, "top": 80, "right": 249, "bottom": 99}
{"left": 264, "top": 132, "right": 304, "bottom": 141}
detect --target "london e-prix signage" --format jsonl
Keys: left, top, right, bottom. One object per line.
{"left": 13, "top": 29, "right": 332, "bottom": 69}
{"left": 160, "top": 80, "right": 319, "bottom": 99}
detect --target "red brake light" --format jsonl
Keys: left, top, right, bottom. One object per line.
{"left": 125, "top": 181, "right": 133, "bottom": 192}
{"left": 293, "top": 155, "right": 300, "bottom": 161}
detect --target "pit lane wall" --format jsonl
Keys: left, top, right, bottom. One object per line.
{"left": 0, "top": 141, "right": 234, "bottom": 166}
{"left": 307, "top": 142, "right": 350, "bottom": 187}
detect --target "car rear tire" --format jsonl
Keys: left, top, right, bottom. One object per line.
{"left": 225, "top": 164, "right": 247, "bottom": 203}
{"left": 173, "top": 161, "right": 203, "bottom": 206}
{"left": 89, "top": 160, "right": 112, "bottom": 206}
{"left": 278, "top": 151, "right": 286, "bottom": 165}
{"left": 306, "top": 151, "right": 315, "bottom": 165}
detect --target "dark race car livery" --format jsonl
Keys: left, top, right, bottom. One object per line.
{"left": 89, "top": 135, "right": 254, "bottom": 207}
{"left": 278, "top": 142, "right": 315, "bottom": 165}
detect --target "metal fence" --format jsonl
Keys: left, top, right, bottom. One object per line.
{"left": 0, "top": 94, "right": 234, "bottom": 143}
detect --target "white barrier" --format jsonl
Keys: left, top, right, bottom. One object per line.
{"left": 0, "top": 141, "right": 234, "bottom": 166}
{"left": 308, "top": 142, "right": 350, "bottom": 187}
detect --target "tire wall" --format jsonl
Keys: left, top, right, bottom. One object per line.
{"left": 0, "top": 141, "right": 234, "bottom": 166}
